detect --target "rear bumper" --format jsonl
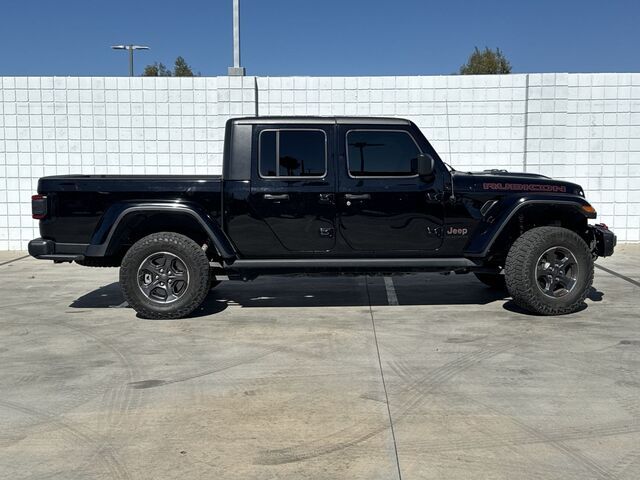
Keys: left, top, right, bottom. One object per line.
{"left": 589, "top": 224, "right": 616, "bottom": 257}
{"left": 28, "top": 238, "right": 87, "bottom": 262}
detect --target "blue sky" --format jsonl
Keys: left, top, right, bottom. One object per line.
{"left": 1, "top": 0, "right": 638, "bottom": 76}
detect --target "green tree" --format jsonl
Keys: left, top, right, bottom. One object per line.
{"left": 459, "top": 47, "right": 512, "bottom": 75}
{"left": 173, "top": 56, "right": 194, "bottom": 77}
{"left": 142, "top": 62, "right": 172, "bottom": 77}
{"left": 142, "top": 57, "right": 197, "bottom": 77}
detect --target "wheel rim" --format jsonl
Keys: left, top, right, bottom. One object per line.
{"left": 535, "top": 246, "right": 579, "bottom": 298}
{"left": 136, "top": 252, "right": 190, "bottom": 304}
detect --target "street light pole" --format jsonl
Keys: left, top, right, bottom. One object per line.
{"left": 228, "top": 0, "right": 245, "bottom": 76}
{"left": 111, "top": 45, "right": 150, "bottom": 76}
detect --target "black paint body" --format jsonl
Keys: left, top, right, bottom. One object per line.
{"left": 30, "top": 116, "right": 609, "bottom": 275}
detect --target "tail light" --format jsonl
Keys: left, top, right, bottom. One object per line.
{"left": 32, "top": 195, "right": 48, "bottom": 219}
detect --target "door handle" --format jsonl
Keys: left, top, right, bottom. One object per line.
{"left": 263, "top": 193, "right": 289, "bottom": 201}
{"left": 344, "top": 193, "right": 371, "bottom": 200}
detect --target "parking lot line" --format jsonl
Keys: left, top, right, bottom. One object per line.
{"left": 108, "top": 301, "right": 129, "bottom": 309}
{"left": 384, "top": 277, "right": 399, "bottom": 305}
{"left": 365, "top": 277, "right": 403, "bottom": 480}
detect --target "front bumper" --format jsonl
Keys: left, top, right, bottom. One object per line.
{"left": 28, "top": 238, "right": 86, "bottom": 262}
{"left": 589, "top": 224, "right": 616, "bottom": 257}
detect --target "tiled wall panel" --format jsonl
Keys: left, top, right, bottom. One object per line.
{"left": 1, "top": 73, "right": 638, "bottom": 249}
{"left": 0, "top": 76, "right": 255, "bottom": 249}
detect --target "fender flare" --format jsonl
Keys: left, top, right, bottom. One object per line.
{"left": 464, "top": 195, "right": 596, "bottom": 258}
{"left": 84, "top": 202, "right": 237, "bottom": 261}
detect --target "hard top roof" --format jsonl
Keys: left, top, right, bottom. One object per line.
{"left": 229, "top": 116, "right": 412, "bottom": 126}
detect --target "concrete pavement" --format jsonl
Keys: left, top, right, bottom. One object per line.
{"left": 1, "top": 246, "right": 639, "bottom": 479}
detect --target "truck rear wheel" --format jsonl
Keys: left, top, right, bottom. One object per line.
{"left": 120, "top": 232, "right": 211, "bottom": 319}
{"left": 504, "top": 226, "right": 593, "bottom": 315}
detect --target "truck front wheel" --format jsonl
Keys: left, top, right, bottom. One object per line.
{"left": 120, "top": 232, "right": 211, "bottom": 319}
{"left": 504, "top": 226, "right": 593, "bottom": 315}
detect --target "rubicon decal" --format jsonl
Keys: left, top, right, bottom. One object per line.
{"left": 482, "top": 182, "right": 567, "bottom": 193}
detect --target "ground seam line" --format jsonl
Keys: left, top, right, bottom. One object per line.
{"left": 0, "top": 255, "right": 30, "bottom": 267}
{"left": 365, "top": 276, "right": 403, "bottom": 480}
{"left": 595, "top": 264, "right": 640, "bottom": 288}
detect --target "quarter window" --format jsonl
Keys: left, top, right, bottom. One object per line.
{"left": 259, "top": 130, "right": 326, "bottom": 177}
{"left": 346, "top": 130, "right": 421, "bottom": 177}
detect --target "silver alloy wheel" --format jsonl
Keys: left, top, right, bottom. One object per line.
{"left": 136, "top": 251, "right": 190, "bottom": 304}
{"left": 535, "top": 246, "right": 579, "bottom": 298}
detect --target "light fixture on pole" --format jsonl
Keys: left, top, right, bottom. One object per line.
{"left": 228, "top": 0, "right": 245, "bottom": 76}
{"left": 111, "top": 45, "right": 150, "bottom": 76}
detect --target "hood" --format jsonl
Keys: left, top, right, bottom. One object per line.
{"left": 451, "top": 169, "right": 584, "bottom": 196}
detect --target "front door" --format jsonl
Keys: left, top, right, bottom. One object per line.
{"left": 248, "top": 125, "right": 336, "bottom": 254}
{"left": 337, "top": 126, "right": 445, "bottom": 253}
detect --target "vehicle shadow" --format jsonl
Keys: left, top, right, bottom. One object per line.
{"left": 70, "top": 282, "right": 126, "bottom": 308}
{"left": 69, "top": 273, "right": 511, "bottom": 317}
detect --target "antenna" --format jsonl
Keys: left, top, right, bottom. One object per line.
{"left": 444, "top": 89, "right": 455, "bottom": 202}
{"left": 444, "top": 90, "right": 453, "bottom": 162}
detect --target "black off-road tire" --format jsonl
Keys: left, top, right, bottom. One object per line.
{"left": 120, "top": 232, "right": 210, "bottom": 319}
{"left": 504, "top": 226, "right": 593, "bottom": 315}
{"left": 474, "top": 272, "right": 507, "bottom": 290}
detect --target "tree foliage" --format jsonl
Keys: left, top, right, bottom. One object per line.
{"left": 142, "top": 57, "right": 196, "bottom": 77}
{"left": 142, "top": 62, "right": 172, "bottom": 77}
{"left": 173, "top": 56, "right": 194, "bottom": 77}
{"left": 459, "top": 47, "right": 512, "bottom": 75}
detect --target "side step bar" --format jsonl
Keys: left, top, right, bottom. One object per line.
{"left": 226, "top": 258, "right": 477, "bottom": 270}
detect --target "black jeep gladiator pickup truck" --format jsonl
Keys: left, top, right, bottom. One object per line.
{"left": 29, "top": 116, "right": 616, "bottom": 318}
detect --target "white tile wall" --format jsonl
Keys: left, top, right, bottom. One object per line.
{"left": 258, "top": 75, "right": 528, "bottom": 173}
{"left": 0, "top": 73, "right": 638, "bottom": 249}
{"left": 0, "top": 76, "right": 255, "bottom": 249}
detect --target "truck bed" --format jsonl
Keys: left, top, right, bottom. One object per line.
{"left": 38, "top": 175, "right": 222, "bottom": 192}
{"left": 37, "top": 175, "right": 223, "bottom": 244}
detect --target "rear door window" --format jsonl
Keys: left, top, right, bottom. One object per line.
{"left": 259, "top": 129, "right": 327, "bottom": 178}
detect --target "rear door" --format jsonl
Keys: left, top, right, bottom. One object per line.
{"left": 336, "top": 125, "right": 445, "bottom": 253}
{"left": 248, "top": 125, "right": 337, "bottom": 254}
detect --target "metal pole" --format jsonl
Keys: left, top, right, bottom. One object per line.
{"left": 522, "top": 73, "right": 530, "bottom": 172}
{"left": 228, "top": 0, "right": 245, "bottom": 75}
{"left": 233, "top": 0, "right": 240, "bottom": 68}
{"left": 112, "top": 44, "right": 148, "bottom": 76}
{"left": 129, "top": 46, "right": 134, "bottom": 77}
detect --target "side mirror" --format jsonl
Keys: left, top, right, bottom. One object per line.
{"left": 416, "top": 153, "right": 435, "bottom": 178}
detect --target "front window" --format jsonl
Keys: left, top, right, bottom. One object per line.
{"left": 346, "top": 130, "right": 421, "bottom": 177}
